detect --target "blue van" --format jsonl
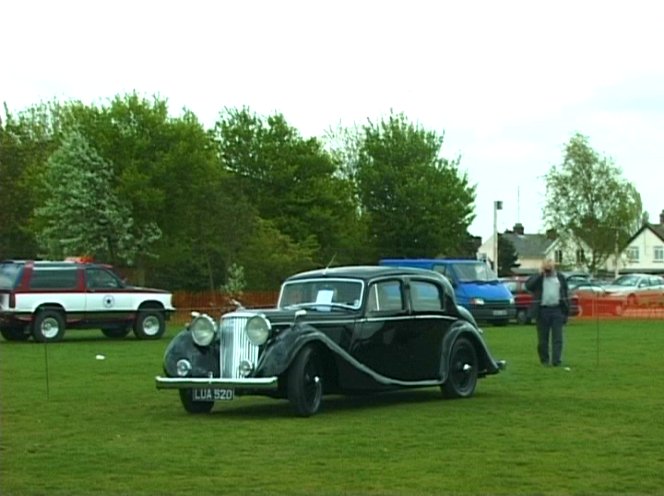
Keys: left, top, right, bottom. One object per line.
{"left": 379, "top": 259, "right": 515, "bottom": 325}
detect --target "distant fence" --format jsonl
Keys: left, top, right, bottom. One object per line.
{"left": 170, "top": 291, "right": 279, "bottom": 325}
{"left": 575, "top": 294, "right": 664, "bottom": 320}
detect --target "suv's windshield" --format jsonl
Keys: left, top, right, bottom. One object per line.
{"left": 0, "top": 263, "right": 23, "bottom": 290}
{"left": 279, "top": 279, "right": 363, "bottom": 310}
{"left": 450, "top": 262, "right": 498, "bottom": 283}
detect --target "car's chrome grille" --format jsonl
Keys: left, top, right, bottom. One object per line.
{"left": 219, "top": 313, "right": 259, "bottom": 379}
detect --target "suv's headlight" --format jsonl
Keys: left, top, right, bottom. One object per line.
{"left": 470, "top": 297, "right": 485, "bottom": 306}
{"left": 191, "top": 314, "right": 217, "bottom": 346}
{"left": 245, "top": 315, "right": 271, "bottom": 346}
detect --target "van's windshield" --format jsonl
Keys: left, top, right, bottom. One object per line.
{"left": 450, "top": 262, "right": 498, "bottom": 283}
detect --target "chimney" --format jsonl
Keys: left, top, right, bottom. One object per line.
{"left": 660, "top": 209, "right": 664, "bottom": 224}
{"left": 546, "top": 228, "right": 557, "bottom": 240}
{"left": 513, "top": 223, "right": 525, "bottom": 235}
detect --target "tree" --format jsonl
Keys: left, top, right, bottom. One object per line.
{"left": 355, "top": 112, "right": 476, "bottom": 259}
{"left": 544, "top": 133, "right": 643, "bottom": 274}
{"left": 0, "top": 102, "right": 66, "bottom": 259}
{"left": 213, "top": 108, "right": 363, "bottom": 266}
{"left": 33, "top": 130, "right": 160, "bottom": 264}
{"left": 497, "top": 234, "right": 519, "bottom": 276}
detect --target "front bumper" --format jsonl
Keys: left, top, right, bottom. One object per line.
{"left": 468, "top": 306, "right": 516, "bottom": 322}
{"left": 155, "top": 376, "right": 278, "bottom": 390}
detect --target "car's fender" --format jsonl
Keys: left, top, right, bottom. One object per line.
{"left": 162, "top": 329, "right": 220, "bottom": 378}
{"left": 440, "top": 322, "right": 504, "bottom": 380}
{"left": 256, "top": 323, "right": 332, "bottom": 378}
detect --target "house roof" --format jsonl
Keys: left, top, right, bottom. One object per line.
{"left": 502, "top": 233, "right": 556, "bottom": 258}
{"left": 651, "top": 224, "right": 664, "bottom": 241}
{"left": 624, "top": 223, "right": 664, "bottom": 247}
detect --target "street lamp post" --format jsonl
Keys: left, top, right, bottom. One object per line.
{"left": 493, "top": 201, "right": 503, "bottom": 273}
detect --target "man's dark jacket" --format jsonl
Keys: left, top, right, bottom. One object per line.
{"left": 525, "top": 272, "right": 570, "bottom": 320}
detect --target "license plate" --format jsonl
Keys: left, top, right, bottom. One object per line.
{"left": 493, "top": 309, "right": 508, "bottom": 316}
{"left": 192, "top": 388, "right": 234, "bottom": 401}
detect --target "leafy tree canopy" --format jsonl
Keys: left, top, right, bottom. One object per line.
{"left": 355, "top": 112, "right": 476, "bottom": 259}
{"left": 33, "top": 129, "right": 161, "bottom": 265}
{"left": 544, "top": 133, "right": 642, "bottom": 273}
{"left": 213, "top": 108, "right": 363, "bottom": 265}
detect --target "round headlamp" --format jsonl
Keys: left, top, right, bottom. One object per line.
{"left": 190, "top": 314, "right": 217, "bottom": 346}
{"left": 245, "top": 315, "right": 271, "bottom": 346}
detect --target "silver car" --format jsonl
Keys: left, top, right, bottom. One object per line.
{"left": 602, "top": 274, "right": 664, "bottom": 307}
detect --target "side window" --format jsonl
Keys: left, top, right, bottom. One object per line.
{"left": 86, "top": 269, "right": 121, "bottom": 289}
{"left": 29, "top": 268, "right": 78, "bottom": 290}
{"left": 367, "top": 281, "right": 403, "bottom": 312}
{"left": 410, "top": 281, "right": 443, "bottom": 312}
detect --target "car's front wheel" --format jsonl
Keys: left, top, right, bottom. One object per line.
{"left": 179, "top": 389, "right": 214, "bottom": 414}
{"left": 133, "top": 310, "right": 165, "bottom": 340}
{"left": 32, "top": 310, "right": 66, "bottom": 343}
{"left": 442, "top": 336, "right": 478, "bottom": 399}
{"left": 287, "top": 344, "right": 323, "bottom": 417}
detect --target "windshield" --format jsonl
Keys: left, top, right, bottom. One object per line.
{"left": 278, "top": 278, "right": 363, "bottom": 310}
{"left": 0, "top": 263, "right": 23, "bottom": 290}
{"left": 612, "top": 275, "right": 640, "bottom": 287}
{"left": 448, "top": 262, "right": 498, "bottom": 283}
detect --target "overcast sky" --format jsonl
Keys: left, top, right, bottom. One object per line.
{"left": 4, "top": 0, "right": 663, "bottom": 241}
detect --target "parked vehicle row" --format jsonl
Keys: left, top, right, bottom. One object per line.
{"left": 501, "top": 276, "right": 580, "bottom": 324}
{"left": 503, "top": 272, "right": 664, "bottom": 320}
{"left": 572, "top": 273, "right": 664, "bottom": 315}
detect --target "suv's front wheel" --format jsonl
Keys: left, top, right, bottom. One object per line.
{"left": 32, "top": 310, "right": 66, "bottom": 343}
{"left": 133, "top": 310, "right": 165, "bottom": 340}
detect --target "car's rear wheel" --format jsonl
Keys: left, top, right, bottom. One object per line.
{"left": 101, "top": 327, "right": 130, "bottom": 339}
{"left": 133, "top": 310, "right": 165, "bottom": 340}
{"left": 32, "top": 310, "right": 65, "bottom": 343}
{"left": 288, "top": 344, "right": 323, "bottom": 417}
{"left": 442, "top": 336, "right": 478, "bottom": 399}
{"left": 179, "top": 389, "right": 214, "bottom": 414}
{"left": 0, "top": 326, "right": 30, "bottom": 341}
{"left": 516, "top": 309, "right": 528, "bottom": 325}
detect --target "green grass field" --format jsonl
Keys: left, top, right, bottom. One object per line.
{"left": 2, "top": 319, "right": 663, "bottom": 495}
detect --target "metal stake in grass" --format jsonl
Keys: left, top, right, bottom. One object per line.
{"left": 43, "top": 341, "right": 50, "bottom": 400}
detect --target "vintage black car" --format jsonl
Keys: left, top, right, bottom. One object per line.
{"left": 155, "top": 266, "right": 505, "bottom": 416}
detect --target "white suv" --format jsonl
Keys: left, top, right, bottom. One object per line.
{"left": 0, "top": 260, "right": 175, "bottom": 342}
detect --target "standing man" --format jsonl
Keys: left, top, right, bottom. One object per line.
{"left": 526, "top": 259, "right": 570, "bottom": 366}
